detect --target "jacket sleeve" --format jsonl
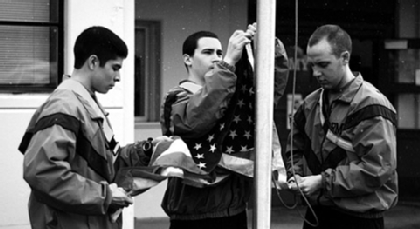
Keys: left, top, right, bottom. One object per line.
{"left": 170, "top": 62, "right": 237, "bottom": 140}
{"left": 23, "top": 124, "right": 113, "bottom": 215}
{"left": 274, "top": 38, "right": 290, "bottom": 107}
{"left": 322, "top": 115, "right": 397, "bottom": 198}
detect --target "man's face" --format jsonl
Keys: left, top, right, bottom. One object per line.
{"left": 306, "top": 39, "right": 347, "bottom": 90}
{"left": 187, "top": 37, "right": 222, "bottom": 79}
{"left": 91, "top": 57, "right": 124, "bottom": 94}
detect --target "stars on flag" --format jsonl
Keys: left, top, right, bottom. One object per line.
{"left": 208, "top": 134, "right": 214, "bottom": 142}
{"left": 233, "top": 115, "right": 242, "bottom": 123}
{"left": 237, "top": 99, "right": 244, "bottom": 108}
{"left": 209, "top": 144, "right": 216, "bottom": 153}
{"left": 225, "top": 146, "right": 234, "bottom": 154}
{"left": 249, "top": 87, "right": 254, "bottom": 96}
{"left": 186, "top": 62, "right": 256, "bottom": 172}
{"left": 244, "top": 130, "right": 252, "bottom": 139}
{"left": 229, "top": 130, "right": 237, "bottom": 139}
{"left": 194, "top": 143, "right": 202, "bottom": 150}
{"left": 248, "top": 116, "right": 253, "bottom": 123}
{"left": 242, "top": 85, "right": 247, "bottom": 93}
{"left": 197, "top": 162, "right": 206, "bottom": 169}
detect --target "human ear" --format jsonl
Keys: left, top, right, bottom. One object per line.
{"left": 341, "top": 51, "right": 350, "bottom": 64}
{"left": 88, "top": 55, "right": 99, "bottom": 69}
{"left": 183, "top": 54, "right": 192, "bottom": 67}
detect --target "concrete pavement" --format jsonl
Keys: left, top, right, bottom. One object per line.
{"left": 255, "top": 201, "right": 420, "bottom": 229}
{"left": 135, "top": 201, "right": 420, "bottom": 229}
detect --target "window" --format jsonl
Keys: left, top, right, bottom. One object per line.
{"left": 0, "top": 0, "right": 63, "bottom": 92}
{"left": 134, "top": 20, "right": 161, "bottom": 122}
{"left": 384, "top": 40, "right": 420, "bottom": 129}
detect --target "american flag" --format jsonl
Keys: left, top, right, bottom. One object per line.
{"left": 114, "top": 47, "right": 258, "bottom": 192}
{"left": 183, "top": 45, "right": 257, "bottom": 175}
{"left": 114, "top": 44, "right": 288, "bottom": 191}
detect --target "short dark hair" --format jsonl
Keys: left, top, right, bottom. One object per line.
{"left": 73, "top": 26, "right": 128, "bottom": 69}
{"left": 307, "top": 24, "right": 352, "bottom": 57}
{"left": 182, "top": 31, "right": 219, "bottom": 56}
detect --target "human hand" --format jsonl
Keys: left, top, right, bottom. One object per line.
{"left": 109, "top": 183, "right": 132, "bottom": 222}
{"left": 223, "top": 30, "right": 252, "bottom": 65}
{"left": 287, "top": 175, "right": 302, "bottom": 191}
{"left": 275, "top": 38, "right": 286, "bottom": 57}
{"left": 107, "top": 183, "right": 132, "bottom": 222}
{"left": 109, "top": 183, "right": 133, "bottom": 208}
{"left": 288, "top": 175, "right": 322, "bottom": 196}
{"left": 245, "top": 22, "right": 257, "bottom": 40}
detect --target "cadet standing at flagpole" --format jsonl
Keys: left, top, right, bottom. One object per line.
{"left": 285, "top": 24, "right": 398, "bottom": 229}
{"left": 160, "top": 23, "right": 289, "bottom": 229}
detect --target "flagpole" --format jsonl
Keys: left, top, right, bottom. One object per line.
{"left": 254, "top": 0, "right": 277, "bottom": 228}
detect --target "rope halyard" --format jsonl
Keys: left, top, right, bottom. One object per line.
{"left": 272, "top": 0, "right": 320, "bottom": 226}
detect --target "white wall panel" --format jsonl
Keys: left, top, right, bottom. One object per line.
{"left": 0, "top": 1, "right": 135, "bottom": 228}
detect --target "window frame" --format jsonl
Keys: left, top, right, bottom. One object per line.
{"left": 0, "top": 0, "right": 64, "bottom": 93}
{"left": 382, "top": 39, "right": 420, "bottom": 129}
{"left": 134, "top": 20, "right": 161, "bottom": 123}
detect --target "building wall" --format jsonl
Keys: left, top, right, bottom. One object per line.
{"left": 133, "top": 0, "right": 249, "bottom": 219}
{"left": 3, "top": 1, "right": 419, "bottom": 228}
{"left": 0, "top": 0, "right": 135, "bottom": 228}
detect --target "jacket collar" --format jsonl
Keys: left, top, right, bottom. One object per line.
{"left": 179, "top": 80, "right": 202, "bottom": 93}
{"left": 57, "top": 78, "right": 105, "bottom": 120}
{"left": 327, "top": 73, "right": 364, "bottom": 104}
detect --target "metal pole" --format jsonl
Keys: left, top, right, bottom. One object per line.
{"left": 254, "top": 0, "right": 277, "bottom": 229}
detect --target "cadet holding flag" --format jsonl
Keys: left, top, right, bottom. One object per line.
{"left": 160, "top": 23, "right": 289, "bottom": 229}
{"left": 18, "top": 26, "right": 171, "bottom": 229}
